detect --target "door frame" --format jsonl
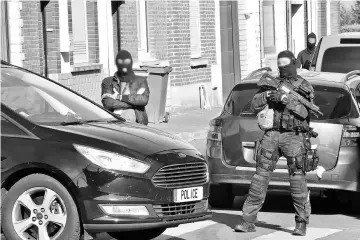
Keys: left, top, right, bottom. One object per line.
{"left": 230, "top": 0, "right": 241, "bottom": 84}
{"left": 219, "top": 0, "right": 241, "bottom": 101}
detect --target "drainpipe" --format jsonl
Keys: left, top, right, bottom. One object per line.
{"left": 286, "top": 0, "right": 292, "bottom": 51}
{"left": 304, "top": 0, "right": 308, "bottom": 45}
{"left": 259, "top": 0, "right": 265, "bottom": 67}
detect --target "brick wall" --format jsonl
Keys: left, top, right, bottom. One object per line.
{"left": 119, "top": 1, "right": 138, "bottom": 61}
{"left": 113, "top": 10, "right": 120, "bottom": 54}
{"left": 200, "top": 0, "right": 216, "bottom": 64}
{"left": 317, "top": 0, "right": 327, "bottom": 39}
{"left": 238, "top": 0, "right": 248, "bottom": 77}
{"left": 57, "top": 70, "right": 107, "bottom": 105}
{"left": 68, "top": 0, "right": 73, "bottom": 65}
{"left": 20, "top": 2, "right": 43, "bottom": 75}
{"left": 86, "top": 1, "right": 99, "bottom": 63}
{"left": 166, "top": 0, "right": 214, "bottom": 87}
{"left": 146, "top": 0, "right": 168, "bottom": 60}
{"left": 330, "top": 1, "right": 340, "bottom": 35}
{"left": 44, "top": 1, "right": 61, "bottom": 74}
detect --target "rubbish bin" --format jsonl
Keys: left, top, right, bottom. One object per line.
{"left": 142, "top": 65, "right": 172, "bottom": 124}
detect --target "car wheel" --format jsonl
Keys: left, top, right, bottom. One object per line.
{"left": 1, "top": 174, "right": 80, "bottom": 240}
{"left": 209, "top": 184, "right": 234, "bottom": 208}
{"left": 108, "top": 227, "right": 166, "bottom": 240}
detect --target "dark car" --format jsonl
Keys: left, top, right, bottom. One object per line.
{"left": 207, "top": 68, "right": 360, "bottom": 212}
{"left": 0, "top": 61, "right": 211, "bottom": 240}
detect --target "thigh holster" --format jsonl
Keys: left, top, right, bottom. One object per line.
{"left": 302, "top": 136, "right": 320, "bottom": 172}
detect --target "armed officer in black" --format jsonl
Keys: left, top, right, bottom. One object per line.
{"left": 234, "top": 51, "right": 315, "bottom": 236}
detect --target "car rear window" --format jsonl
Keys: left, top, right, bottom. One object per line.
{"left": 321, "top": 47, "right": 360, "bottom": 73}
{"left": 224, "top": 83, "right": 355, "bottom": 120}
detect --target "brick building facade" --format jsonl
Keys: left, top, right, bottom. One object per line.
{"left": 1, "top": 0, "right": 341, "bottom": 114}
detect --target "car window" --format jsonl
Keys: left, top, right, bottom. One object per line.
{"left": 321, "top": 47, "right": 360, "bottom": 73}
{"left": 223, "top": 83, "right": 258, "bottom": 116}
{"left": 224, "top": 83, "right": 355, "bottom": 120}
{"left": 1, "top": 65, "right": 117, "bottom": 125}
{"left": 1, "top": 116, "right": 28, "bottom": 136}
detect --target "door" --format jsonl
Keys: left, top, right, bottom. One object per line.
{"left": 220, "top": 1, "right": 241, "bottom": 103}
{"left": 1, "top": 0, "right": 10, "bottom": 62}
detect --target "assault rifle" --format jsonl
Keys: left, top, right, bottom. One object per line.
{"left": 258, "top": 73, "right": 323, "bottom": 117}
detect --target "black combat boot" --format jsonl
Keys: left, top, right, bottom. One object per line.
{"left": 292, "top": 221, "right": 306, "bottom": 236}
{"left": 233, "top": 218, "right": 256, "bottom": 232}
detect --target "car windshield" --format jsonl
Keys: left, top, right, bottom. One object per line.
{"left": 1, "top": 65, "right": 117, "bottom": 125}
{"left": 321, "top": 47, "right": 360, "bottom": 73}
{"left": 224, "top": 82, "right": 354, "bottom": 121}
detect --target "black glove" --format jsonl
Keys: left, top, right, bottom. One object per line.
{"left": 303, "top": 60, "right": 311, "bottom": 70}
{"left": 267, "top": 90, "right": 289, "bottom": 104}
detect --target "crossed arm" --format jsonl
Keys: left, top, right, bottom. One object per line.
{"left": 101, "top": 78, "right": 150, "bottom": 112}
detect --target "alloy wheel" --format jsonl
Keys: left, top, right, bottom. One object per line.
{"left": 11, "top": 187, "right": 67, "bottom": 240}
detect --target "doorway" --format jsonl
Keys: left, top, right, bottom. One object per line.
{"left": 220, "top": 1, "right": 241, "bottom": 102}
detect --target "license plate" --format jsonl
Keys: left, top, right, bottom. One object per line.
{"left": 173, "top": 186, "right": 203, "bottom": 203}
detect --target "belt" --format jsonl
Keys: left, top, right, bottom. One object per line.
{"left": 267, "top": 128, "right": 299, "bottom": 133}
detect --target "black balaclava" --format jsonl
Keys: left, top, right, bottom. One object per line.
{"left": 115, "top": 50, "right": 134, "bottom": 82}
{"left": 307, "top": 32, "right": 317, "bottom": 52}
{"left": 277, "top": 50, "right": 297, "bottom": 79}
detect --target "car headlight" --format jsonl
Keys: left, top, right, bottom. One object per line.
{"left": 74, "top": 144, "right": 150, "bottom": 173}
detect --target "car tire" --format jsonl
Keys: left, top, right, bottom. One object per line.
{"left": 350, "top": 192, "right": 360, "bottom": 214}
{"left": 209, "top": 184, "right": 234, "bottom": 208}
{"left": 1, "top": 174, "right": 81, "bottom": 240}
{"left": 108, "top": 227, "right": 166, "bottom": 240}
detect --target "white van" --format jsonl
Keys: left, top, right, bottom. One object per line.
{"left": 310, "top": 32, "right": 360, "bottom": 73}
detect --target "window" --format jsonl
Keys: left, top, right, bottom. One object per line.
{"left": 189, "top": 0, "right": 201, "bottom": 58}
{"left": 321, "top": 47, "right": 360, "bottom": 74}
{"left": 1, "top": 116, "right": 28, "bottom": 136}
{"left": 223, "top": 83, "right": 258, "bottom": 116}
{"left": 262, "top": 1, "right": 276, "bottom": 54}
{"left": 71, "top": 0, "right": 89, "bottom": 64}
{"left": 137, "top": 0, "right": 149, "bottom": 59}
{"left": 1, "top": 65, "right": 116, "bottom": 125}
{"left": 1, "top": 0, "right": 9, "bottom": 62}
{"left": 224, "top": 83, "right": 356, "bottom": 120}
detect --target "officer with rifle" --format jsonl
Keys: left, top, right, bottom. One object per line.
{"left": 234, "top": 50, "right": 320, "bottom": 236}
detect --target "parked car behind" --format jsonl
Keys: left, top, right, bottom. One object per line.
{"left": 310, "top": 32, "right": 360, "bottom": 73}
{"left": 207, "top": 68, "right": 360, "bottom": 213}
{"left": 0, "top": 61, "right": 211, "bottom": 240}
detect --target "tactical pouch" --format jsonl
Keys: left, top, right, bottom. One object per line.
{"left": 302, "top": 137, "right": 319, "bottom": 172}
{"left": 257, "top": 148, "right": 278, "bottom": 171}
{"left": 257, "top": 105, "right": 274, "bottom": 131}
{"left": 304, "top": 149, "right": 319, "bottom": 172}
{"left": 281, "top": 114, "right": 290, "bottom": 130}
{"left": 253, "top": 139, "right": 261, "bottom": 161}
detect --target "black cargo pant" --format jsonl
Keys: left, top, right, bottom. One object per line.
{"left": 242, "top": 130, "right": 311, "bottom": 224}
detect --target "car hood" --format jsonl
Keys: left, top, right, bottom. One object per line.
{"left": 43, "top": 121, "right": 196, "bottom": 156}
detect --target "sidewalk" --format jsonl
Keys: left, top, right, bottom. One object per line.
{"left": 148, "top": 107, "right": 223, "bottom": 142}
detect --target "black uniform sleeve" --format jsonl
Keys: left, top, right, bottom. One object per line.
{"left": 251, "top": 87, "right": 269, "bottom": 113}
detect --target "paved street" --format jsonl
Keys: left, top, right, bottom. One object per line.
{"left": 86, "top": 192, "right": 360, "bottom": 240}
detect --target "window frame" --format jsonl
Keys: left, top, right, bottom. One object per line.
{"left": 70, "top": 0, "right": 90, "bottom": 64}
{"left": 262, "top": 0, "right": 276, "bottom": 54}
{"left": 1, "top": 113, "right": 38, "bottom": 139}
{"left": 137, "top": 0, "right": 150, "bottom": 58}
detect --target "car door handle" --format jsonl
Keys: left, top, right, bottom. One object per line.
{"left": 1, "top": 157, "right": 7, "bottom": 161}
